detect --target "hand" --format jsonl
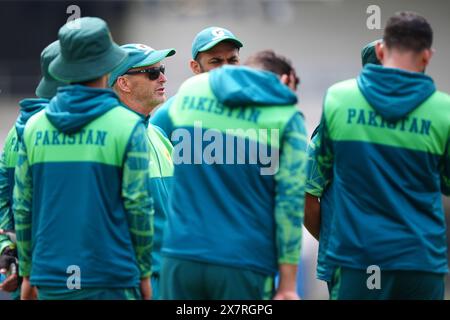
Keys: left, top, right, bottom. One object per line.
{"left": 273, "top": 289, "right": 300, "bottom": 300}
{"left": 140, "top": 277, "right": 152, "bottom": 300}
{"left": 0, "top": 230, "right": 16, "bottom": 243}
{"left": 21, "top": 277, "right": 38, "bottom": 300}
{"left": 0, "top": 273, "right": 18, "bottom": 292}
{"left": 275, "top": 264, "right": 300, "bottom": 300}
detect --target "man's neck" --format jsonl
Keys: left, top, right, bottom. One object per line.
{"left": 383, "top": 51, "right": 424, "bottom": 73}
{"left": 81, "top": 76, "right": 108, "bottom": 88}
{"left": 120, "top": 96, "right": 152, "bottom": 117}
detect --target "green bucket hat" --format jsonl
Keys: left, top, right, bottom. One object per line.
{"left": 192, "top": 26, "right": 243, "bottom": 59}
{"left": 49, "top": 17, "right": 128, "bottom": 83}
{"left": 361, "top": 39, "right": 382, "bottom": 66}
{"left": 35, "top": 41, "right": 67, "bottom": 99}
{"left": 108, "top": 43, "right": 176, "bottom": 87}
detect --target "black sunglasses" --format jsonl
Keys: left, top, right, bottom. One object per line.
{"left": 125, "top": 65, "right": 165, "bottom": 80}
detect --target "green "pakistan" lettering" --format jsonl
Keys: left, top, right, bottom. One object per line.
{"left": 347, "top": 108, "right": 432, "bottom": 135}
{"left": 34, "top": 129, "right": 108, "bottom": 146}
{"left": 180, "top": 95, "right": 262, "bottom": 124}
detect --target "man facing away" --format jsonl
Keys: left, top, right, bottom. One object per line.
{"left": 160, "top": 50, "right": 307, "bottom": 300}
{"left": 13, "top": 17, "right": 153, "bottom": 300}
{"left": 313, "top": 11, "right": 450, "bottom": 299}
{"left": 303, "top": 39, "right": 381, "bottom": 298}
{"left": 0, "top": 40, "right": 66, "bottom": 299}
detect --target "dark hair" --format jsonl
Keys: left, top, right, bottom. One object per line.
{"left": 384, "top": 11, "right": 433, "bottom": 52}
{"left": 245, "top": 50, "right": 299, "bottom": 87}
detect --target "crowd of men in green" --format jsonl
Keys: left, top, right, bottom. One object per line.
{"left": 0, "top": 10, "right": 449, "bottom": 300}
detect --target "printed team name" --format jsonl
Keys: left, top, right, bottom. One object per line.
{"left": 34, "top": 129, "right": 108, "bottom": 146}
{"left": 181, "top": 95, "right": 261, "bottom": 124}
{"left": 171, "top": 121, "right": 279, "bottom": 176}
{"left": 347, "top": 108, "right": 432, "bottom": 135}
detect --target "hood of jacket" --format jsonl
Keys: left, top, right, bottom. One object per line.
{"left": 16, "top": 98, "right": 49, "bottom": 141}
{"left": 357, "top": 64, "right": 435, "bottom": 122}
{"left": 209, "top": 65, "right": 297, "bottom": 107}
{"left": 46, "top": 85, "right": 121, "bottom": 134}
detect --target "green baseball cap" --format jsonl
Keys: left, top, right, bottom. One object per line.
{"left": 108, "top": 43, "right": 176, "bottom": 87}
{"left": 35, "top": 41, "right": 67, "bottom": 99}
{"left": 361, "top": 39, "right": 382, "bottom": 66}
{"left": 49, "top": 17, "right": 128, "bottom": 83}
{"left": 191, "top": 26, "right": 243, "bottom": 59}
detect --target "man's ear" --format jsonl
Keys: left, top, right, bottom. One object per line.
{"left": 280, "top": 72, "right": 298, "bottom": 92}
{"left": 280, "top": 74, "right": 289, "bottom": 86}
{"left": 116, "top": 76, "right": 132, "bottom": 94}
{"left": 190, "top": 60, "right": 202, "bottom": 74}
{"left": 421, "top": 48, "right": 434, "bottom": 70}
{"left": 375, "top": 41, "right": 385, "bottom": 64}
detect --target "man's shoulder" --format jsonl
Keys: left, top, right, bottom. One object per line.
{"left": 153, "top": 96, "right": 176, "bottom": 116}
{"left": 176, "top": 73, "right": 211, "bottom": 97}
{"left": 424, "top": 90, "right": 450, "bottom": 126}
{"left": 4, "top": 126, "right": 18, "bottom": 144}
{"left": 323, "top": 79, "right": 361, "bottom": 115}
{"left": 327, "top": 78, "right": 358, "bottom": 95}
{"left": 106, "top": 105, "right": 142, "bottom": 120}
{"left": 180, "top": 73, "right": 210, "bottom": 89}
{"left": 23, "top": 109, "right": 47, "bottom": 132}
{"left": 97, "top": 106, "right": 143, "bottom": 130}
{"left": 432, "top": 90, "right": 450, "bottom": 106}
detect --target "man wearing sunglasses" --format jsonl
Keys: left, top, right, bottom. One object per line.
{"left": 110, "top": 44, "right": 175, "bottom": 116}
{"left": 109, "top": 43, "right": 176, "bottom": 300}
{"left": 150, "top": 26, "right": 243, "bottom": 138}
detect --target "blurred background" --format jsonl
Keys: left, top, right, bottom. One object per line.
{"left": 0, "top": 0, "right": 449, "bottom": 299}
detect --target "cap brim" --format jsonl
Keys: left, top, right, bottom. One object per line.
{"left": 35, "top": 76, "right": 66, "bottom": 99}
{"left": 198, "top": 37, "right": 243, "bottom": 55}
{"left": 108, "top": 48, "right": 176, "bottom": 87}
{"left": 49, "top": 43, "right": 128, "bottom": 83}
{"left": 133, "top": 48, "right": 176, "bottom": 68}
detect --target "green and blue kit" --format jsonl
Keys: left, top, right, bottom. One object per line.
{"left": 145, "top": 122, "right": 174, "bottom": 299}
{"left": 314, "top": 64, "right": 450, "bottom": 299}
{"left": 123, "top": 106, "right": 174, "bottom": 299}
{"left": 0, "top": 99, "right": 47, "bottom": 254}
{"left": 305, "top": 129, "right": 335, "bottom": 289}
{"left": 0, "top": 98, "right": 47, "bottom": 300}
{"left": 13, "top": 85, "right": 154, "bottom": 298}
{"left": 158, "top": 65, "right": 308, "bottom": 299}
